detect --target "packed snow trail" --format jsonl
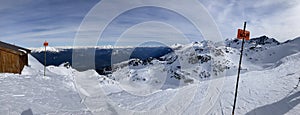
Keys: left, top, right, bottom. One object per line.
{"left": 74, "top": 53, "right": 300, "bottom": 114}
{"left": 0, "top": 55, "right": 90, "bottom": 114}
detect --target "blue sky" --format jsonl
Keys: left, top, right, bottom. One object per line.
{"left": 0, "top": 0, "right": 299, "bottom": 47}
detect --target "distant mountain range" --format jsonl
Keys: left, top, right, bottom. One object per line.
{"left": 30, "top": 35, "right": 300, "bottom": 76}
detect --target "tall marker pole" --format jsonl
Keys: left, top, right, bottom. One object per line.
{"left": 43, "top": 41, "right": 48, "bottom": 76}
{"left": 232, "top": 22, "right": 247, "bottom": 115}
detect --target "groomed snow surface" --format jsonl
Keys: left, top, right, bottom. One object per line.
{"left": 0, "top": 55, "right": 90, "bottom": 115}
{"left": 1, "top": 38, "right": 300, "bottom": 114}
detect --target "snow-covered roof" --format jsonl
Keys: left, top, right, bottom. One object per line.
{"left": 0, "top": 41, "right": 31, "bottom": 54}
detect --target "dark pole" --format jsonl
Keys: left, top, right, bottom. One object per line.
{"left": 232, "top": 21, "right": 247, "bottom": 115}
{"left": 44, "top": 46, "right": 46, "bottom": 76}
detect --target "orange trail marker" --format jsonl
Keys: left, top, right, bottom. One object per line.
{"left": 43, "top": 41, "right": 49, "bottom": 47}
{"left": 237, "top": 29, "right": 250, "bottom": 40}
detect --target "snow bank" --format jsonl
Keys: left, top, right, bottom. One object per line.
{"left": 0, "top": 55, "right": 89, "bottom": 114}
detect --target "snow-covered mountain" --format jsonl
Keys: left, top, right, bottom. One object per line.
{"left": 109, "top": 36, "right": 295, "bottom": 87}
{"left": 30, "top": 46, "right": 63, "bottom": 53}
{"left": 93, "top": 35, "right": 300, "bottom": 114}
{"left": 1, "top": 36, "right": 300, "bottom": 114}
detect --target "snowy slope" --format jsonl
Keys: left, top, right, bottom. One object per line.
{"left": 73, "top": 36, "right": 300, "bottom": 114}
{"left": 0, "top": 55, "right": 90, "bottom": 114}
{"left": 225, "top": 36, "right": 300, "bottom": 69}
{"left": 206, "top": 52, "right": 300, "bottom": 115}
{"left": 74, "top": 52, "right": 300, "bottom": 114}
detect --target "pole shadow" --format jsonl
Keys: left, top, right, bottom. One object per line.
{"left": 246, "top": 91, "right": 300, "bottom": 115}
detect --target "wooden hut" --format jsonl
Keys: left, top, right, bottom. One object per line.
{"left": 0, "top": 41, "right": 31, "bottom": 74}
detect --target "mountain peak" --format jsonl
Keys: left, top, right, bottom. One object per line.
{"left": 225, "top": 35, "right": 281, "bottom": 49}
{"left": 250, "top": 35, "right": 280, "bottom": 45}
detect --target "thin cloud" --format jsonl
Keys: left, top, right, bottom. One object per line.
{"left": 0, "top": 0, "right": 99, "bottom": 47}
{"left": 0, "top": 0, "right": 299, "bottom": 47}
{"left": 200, "top": 0, "right": 300, "bottom": 41}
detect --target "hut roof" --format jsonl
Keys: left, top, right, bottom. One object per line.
{"left": 0, "top": 41, "right": 31, "bottom": 54}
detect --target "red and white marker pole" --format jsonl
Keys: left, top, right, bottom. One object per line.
{"left": 43, "top": 41, "right": 48, "bottom": 76}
